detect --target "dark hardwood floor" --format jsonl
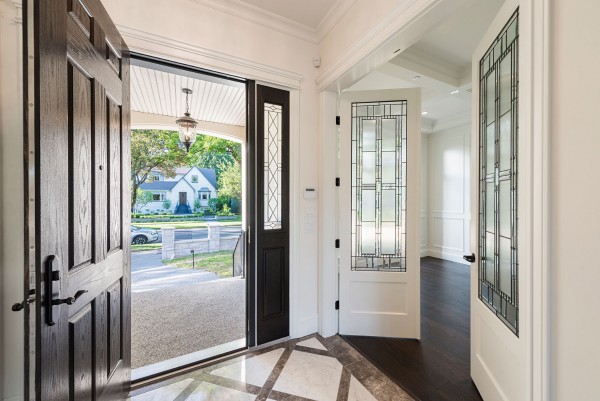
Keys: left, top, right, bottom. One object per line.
{"left": 343, "top": 257, "right": 483, "bottom": 401}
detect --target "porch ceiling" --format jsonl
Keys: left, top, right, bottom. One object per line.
{"left": 131, "top": 65, "right": 246, "bottom": 127}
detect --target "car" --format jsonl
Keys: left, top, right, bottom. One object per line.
{"left": 131, "top": 226, "right": 159, "bottom": 244}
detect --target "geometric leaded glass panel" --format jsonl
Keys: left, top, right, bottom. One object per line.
{"left": 479, "top": 10, "right": 519, "bottom": 335}
{"left": 264, "top": 102, "right": 282, "bottom": 230}
{"left": 351, "top": 101, "right": 407, "bottom": 272}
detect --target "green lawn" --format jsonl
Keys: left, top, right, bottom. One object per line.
{"left": 133, "top": 220, "right": 241, "bottom": 230}
{"left": 132, "top": 243, "right": 162, "bottom": 252}
{"left": 165, "top": 251, "right": 233, "bottom": 278}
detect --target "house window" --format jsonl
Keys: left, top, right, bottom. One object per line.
{"left": 152, "top": 174, "right": 161, "bottom": 182}
{"left": 191, "top": 175, "right": 199, "bottom": 183}
{"left": 201, "top": 193, "right": 209, "bottom": 200}
{"left": 152, "top": 193, "right": 163, "bottom": 201}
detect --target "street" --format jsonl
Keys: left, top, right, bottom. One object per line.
{"left": 142, "top": 225, "right": 242, "bottom": 244}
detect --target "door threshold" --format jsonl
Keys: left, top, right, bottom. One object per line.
{"left": 132, "top": 338, "right": 246, "bottom": 384}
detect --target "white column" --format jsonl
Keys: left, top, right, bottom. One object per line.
{"left": 161, "top": 226, "right": 175, "bottom": 259}
{"left": 207, "top": 223, "right": 220, "bottom": 252}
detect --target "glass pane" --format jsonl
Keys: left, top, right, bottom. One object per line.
{"left": 487, "top": 122, "right": 495, "bottom": 173}
{"left": 352, "top": 100, "right": 407, "bottom": 271}
{"left": 382, "top": 119, "right": 396, "bottom": 151}
{"left": 264, "top": 102, "right": 282, "bottom": 230}
{"left": 499, "top": 180, "right": 511, "bottom": 237}
{"left": 478, "top": 10, "right": 519, "bottom": 335}
{"left": 382, "top": 152, "right": 396, "bottom": 183}
{"left": 499, "top": 237, "right": 512, "bottom": 295}
{"left": 499, "top": 112, "right": 511, "bottom": 171}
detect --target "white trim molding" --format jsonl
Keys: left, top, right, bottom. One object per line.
{"left": 188, "top": 0, "right": 318, "bottom": 43}
{"left": 116, "top": 25, "right": 303, "bottom": 89}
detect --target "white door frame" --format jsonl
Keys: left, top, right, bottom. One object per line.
{"left": 317, "top": 0, "right": 550, "bottom": 399}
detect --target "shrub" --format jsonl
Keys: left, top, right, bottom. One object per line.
{"left": 162, "top": 199, "right": 172, "bottom": 210}
{"left": 194, "top": 199, "right": 202, "bottom": 212}
{"left": 216, "top": 204, "right": 234, "bottom": 216}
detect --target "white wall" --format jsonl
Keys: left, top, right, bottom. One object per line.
{"left": 421, "top": 125, "right": 471, "bottom": 264}
{"left": 0, "top": 0, "right": 24, "bottom": 400}
{"left": 550, "top": 0, "right": 600, "bottom": 398}
{"left": 101, "top": 0, "right": 321, "bottom": 338}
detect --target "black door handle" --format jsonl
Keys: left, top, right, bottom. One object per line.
{"left": 45, "top": 255, "right": 60, "bottom": 326}
{"left": 53, "top": 290, "right": 88, "bottom": 306}
{"left": 11, "top": 289, "right": 36, "bottom": 312}
{"left": 463, "top": 253, "right": 476, "bottom": 263}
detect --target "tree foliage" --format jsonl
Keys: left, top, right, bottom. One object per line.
{"left": 217, "top": 162, "right": 242, "bottom": 201}
{"left": 131, "top": 129, "right": 187, "bottom": 208}
{"left": 187, "top": 135, "right": 241, "bottom": 178}
{"left": 135, "top": 189, "right": 154, "bottom": 211}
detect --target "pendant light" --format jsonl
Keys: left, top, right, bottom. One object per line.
{"left": 176, "top": 88, "right": 198, "bottom": 152}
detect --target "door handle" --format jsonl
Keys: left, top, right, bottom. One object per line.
{"left": 463, "top": 253, "right": 476, "bottom": 263}
{"left": 53, "top": 290, "right": 88, "bottom": 306}
{"left": 45, "top": 255, "right": 60, "bottom": 326}
{"left": 11, "top": 289, "right": 36, "bottom": 312}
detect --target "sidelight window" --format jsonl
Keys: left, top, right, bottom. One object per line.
{"left": 263, "top": 102, "right": 283, "bottom": 230}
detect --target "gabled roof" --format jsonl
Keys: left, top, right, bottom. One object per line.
{"left": 139, "top": 181, "right": 178, "bottom": 191}
{"left": 198, "top": 168, "right": 218, "bottom": 189}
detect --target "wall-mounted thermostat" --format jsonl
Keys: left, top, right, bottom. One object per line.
{"left": 304, "top": 188, "right": 317, "bottom": 199}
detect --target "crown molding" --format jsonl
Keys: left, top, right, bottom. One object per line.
{"left": 117, "top": 24, "right": 303, "bottom": 89}
{"left": 188, "top": 0, "right": 319, "bottom": 44}
{"left": 315, "top": 0, "right": 357, "bottom": 40}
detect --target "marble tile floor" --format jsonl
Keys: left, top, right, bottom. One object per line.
{"left": 128, "top": 334, "right": 414, "bottom": 401}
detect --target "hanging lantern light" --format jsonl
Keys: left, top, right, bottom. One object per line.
{"left": 175, "top": 88, "right": 197, "bottom": 152}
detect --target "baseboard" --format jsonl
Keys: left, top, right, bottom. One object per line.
{"left": 294, "top": 314, "right": 318, "bottom": 338}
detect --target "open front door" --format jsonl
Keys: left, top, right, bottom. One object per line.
{"left": 338, "top": 89, "right": 421, "bottom": 338}
{"left": 32, "top": 0, "right": 131, "bottom": 399}
{"left": 469, "top": 2, "right": 531, "bottom": 400}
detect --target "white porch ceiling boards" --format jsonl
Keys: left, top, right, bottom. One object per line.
{"left": 131, "top": 65, "right": 246, "bottom": 127}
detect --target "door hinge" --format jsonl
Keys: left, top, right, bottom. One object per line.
{"left": 335, "top": 300, "right": 339, "bottom": 310}
{"left": 335, "top": 239, "right": 340, "bottom": 248}
{"left": 335, "top": 177, "right": 340, "bottom": 186}
{"left": 335, "top": 116, "right": 340, "bottom": 126}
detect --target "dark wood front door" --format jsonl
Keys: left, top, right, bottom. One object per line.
{"left": 32, "top": 0, "right": 131, "bottom": 399}
{"left": 179, "top": 191, "right": 187, "bottom": 204}
{"left": 255, "top": 85, "right": 290, "bottom": 345}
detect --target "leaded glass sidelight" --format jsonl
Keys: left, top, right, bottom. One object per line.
{"left": 479, "top": 11, "right": 519, "bottom": 335}
{"left": 351, "top": 101, "right": 407, "bottom": 272}
{"left": 264, "top": 102, "right": 282, "bottom": 230}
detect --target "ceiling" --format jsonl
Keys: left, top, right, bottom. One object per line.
{"left": 130, "top": 64, "right": 246, "bottom": 127}
{"left": 238, "top": 0, "right": 338, "bottom": 28}
{"left": 346, "top": 0, "right": 505, "bottom": 131}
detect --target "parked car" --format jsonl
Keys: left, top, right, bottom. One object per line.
{"left": 131, "top": 226, "right": 159, "bottom": 244}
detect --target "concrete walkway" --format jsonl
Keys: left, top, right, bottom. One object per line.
{"left": 132, "top": 251, "right": 219, "bottom": 293}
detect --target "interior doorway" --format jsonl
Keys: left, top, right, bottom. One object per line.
{"left": 129, "top": 54, "right": 248, "bottom": 380}
{"left": 337, "top": 1, "right": 506, "bottom": 399}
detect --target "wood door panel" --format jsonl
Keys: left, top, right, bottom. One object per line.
{"left": 34, "top": 0, "right": 130, "bottom": 399}
{"left": 107, "top": 99, "right": 122, "bottom": 253}
{"left": 107, "top": 280, "right": 122, "bottom": 375}
{"left": 94, "top": 82, "right": 108, "bottom": 263}
{"left": 69, "top": 62, "right": 94, "bottom": 270}
{"left": 69, "top": 305, "right": 94, "bottom": 401}
{"left": 262, "top": 248, "right": 284, "bottom": 318}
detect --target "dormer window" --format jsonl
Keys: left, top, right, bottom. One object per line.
{"left": 152, "top": 174, "right": 161, "bottom": 182}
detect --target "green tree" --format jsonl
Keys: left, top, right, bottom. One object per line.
{"left": 218, "top": 161, "right": 242, "bottom": 201}
{"left": 135, "top": 189, "right": 154, "bottom": 212}
{"left": 187, "top": 136, "right": 241, "bottom": 178}
{"left": 131, "top": 129, "right": 187, "bottom": 209}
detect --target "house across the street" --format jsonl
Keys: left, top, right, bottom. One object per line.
{"left": 138, "top": 166, "right": 218, "bottom": 214}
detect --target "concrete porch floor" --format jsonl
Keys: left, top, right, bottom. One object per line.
{"left": 131, "top": 252, "right": 246, "bottom": 369}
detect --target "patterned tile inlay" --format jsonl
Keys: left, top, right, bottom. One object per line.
{"left": 348, "top": 375, "right": 377, "bottom": 401}
{"left": 273, "top": 350, "right": 343, "bottom": 401}
{"left": 187, "top": 382, "right": 255, "bottom": 400}
{"left": 129, "top": 378, "right": 193, "bottom": 400}
{"left": 210, "top": 348, "right": 285, "bottom": 387}
{"left": 296, "top": 337, "right": 328, "bottom": 351}
{"left": 130, "top": 335, "right": 412, "bottom": 401}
